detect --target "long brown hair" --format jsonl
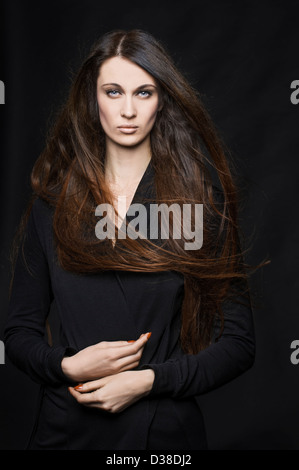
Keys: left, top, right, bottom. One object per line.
{"left": 27, "top": 29, "right": 250, "bottom": 353}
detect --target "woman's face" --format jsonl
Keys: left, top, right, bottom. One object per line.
{"left": 96, "top": 57, "right": 161, "bottom": 150}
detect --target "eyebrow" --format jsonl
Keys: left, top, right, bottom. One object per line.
{"left": 101, "top": 83, "right": 157, "bottom": 90}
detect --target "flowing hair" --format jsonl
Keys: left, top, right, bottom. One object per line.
{"left": 19, "top": 29, "right": 251, "bottom": 353}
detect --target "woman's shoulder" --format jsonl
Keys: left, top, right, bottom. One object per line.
{"left": 30, "top": 196, "right": 55, "bottom": 220}
{"left": 26, "top": 196, "right": 55, "bottom": 247}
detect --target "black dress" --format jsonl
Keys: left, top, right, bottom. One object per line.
{"left": 4, "top": 160, "right": 255, "bottom": 450}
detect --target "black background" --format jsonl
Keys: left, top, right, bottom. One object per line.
{"left": 0, "top": 0, "right": 298, "bottom": 450}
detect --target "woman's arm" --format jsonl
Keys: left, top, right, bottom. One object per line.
{"left": 144, "top": 294, "right": 255, "bottom": 398}
{"left": 143, "top": 188, "right": 255, "bottom": 399}
{"left": 68, "top": 199, "right": 255, "bottom": 409}
{"left": 4, "top": 200, "right": 72, "bottom": 385}
{"left": 69, "top": 293, "right": 254, "bottom": 411}
{"left": 61, "top": 333, "right": 151, "bottom": 383}
{"left": 68, "top": 369, "right": 155, "bottom": 413}
{"left": 4, "top": 199, "right": 150, "bottom": 386}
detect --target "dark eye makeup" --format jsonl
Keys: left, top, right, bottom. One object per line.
{"left": 105, "top": 88, "right": 153, "bottom": 98}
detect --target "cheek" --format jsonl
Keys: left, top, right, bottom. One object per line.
{"left": 97, "top": 93, "right": 113, "bottom": 125}
{"left": 143, "top": 101, "right": 160, "bottom": 126}
{"left": 97, "top": 98, "right": 114, "bottom": 129}
{"left": 98, "top": 108, "right": 108, "bottom": 128}
{"left": 147, "top": 107, "right": 159, "bottom": 128}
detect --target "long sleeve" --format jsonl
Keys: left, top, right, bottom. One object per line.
{"left": 4, "top": 199, "right": 74, "bottom": 385}
{"left": 144, "top": 294, "right": 255, "bottom": 398}
{"left": 143, "top": 186, "right": 255, "bottom": 398}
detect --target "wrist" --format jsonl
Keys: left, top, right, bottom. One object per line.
{"left": 61, "top": 355, "right": 77, "bottom": 381}
{"left": 139, "top": 368, "right": 155, "bottom": 396}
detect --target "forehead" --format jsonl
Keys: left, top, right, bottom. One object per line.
{"left": 97, "top": 56, "right": 156, "bottom": 87}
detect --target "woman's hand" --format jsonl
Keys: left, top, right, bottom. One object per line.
{"left": 61, "top": 332, "right": 151, "bottom": 383}
{"left": 68, "top": 369, "right": 155, "bottom": 413}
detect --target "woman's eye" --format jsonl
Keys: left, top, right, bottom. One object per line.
{"left": 105, "top": 89, "right": 152, "bottom": 98}
{"left": 138, "top": 90, "right": 152, "bottom": 97}
{"left": 106, "top": 90, "right": 121, "bottom": 97}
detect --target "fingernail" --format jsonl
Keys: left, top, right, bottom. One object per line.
{"left": 127, "top": 340, "right": 135, "bottom": 343}
{"left": 139, "top": 332, "right": 152, "bottom": 339}
{"left": 74, "top": 384, "right": 83, "bottom": 391}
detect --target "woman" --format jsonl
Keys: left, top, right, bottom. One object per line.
{"left": 5, "top": 29, "right": 255, "bottom": 450}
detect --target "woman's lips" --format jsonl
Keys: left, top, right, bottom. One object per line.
{"left": 117, "top": 126, "right": 138, "bottom": 134}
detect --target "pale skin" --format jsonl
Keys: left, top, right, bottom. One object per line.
{"left": 62, "top": 56, "right": 162, "bottom": 413}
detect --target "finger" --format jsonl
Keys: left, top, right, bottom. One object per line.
{"left": 113, "top": 349, "right": 146, "bottom": 373}
{"left": 92, "top": 334, "right": 151, "bottom": 375}
{"left": 117, "top": 360, "right": 140, "bottom": 373}
{"left": 114, "top": 344, "right": 145, "bottom": 367}
{"left": 95, "top": 335, "right": 149, "bottom": 369}
{"left": 98, "top": 340, "right": 136, "bottom": 348}
{"left": 72, "top": 379, "right": 104, "bottom": 393}
{"left": 68, "top": 386, "right": 99, "bottom": 405}
{"left": 98, "top": 333, "right": 151, "bottom": 349}
{"left": 119, "top": 332, "right": 152, "bottom": 347}
{"left": 116, "top": 333, "right": 152, "bottom": 358}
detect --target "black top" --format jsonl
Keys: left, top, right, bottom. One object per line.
{"left": 4, "top": 160, "right": 255, "bottom": 450}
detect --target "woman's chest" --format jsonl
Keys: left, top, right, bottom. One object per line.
{"left": 50, "top": 262, "right": 185, "bottom": 346}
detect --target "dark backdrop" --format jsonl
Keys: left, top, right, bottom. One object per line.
{"left": 1, "top": 0, "right": 298, "bottom": 450}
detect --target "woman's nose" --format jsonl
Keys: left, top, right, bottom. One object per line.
{"left": 121, "top": 96, "right": 137, "bottom": 119}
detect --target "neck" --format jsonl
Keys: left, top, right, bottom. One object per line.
{"left": 104, "top": 138, "right": 151, "bottom": 188}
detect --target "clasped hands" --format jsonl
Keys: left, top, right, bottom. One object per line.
{"left": 61, "top": 332, "right": 154, "bottom": 414}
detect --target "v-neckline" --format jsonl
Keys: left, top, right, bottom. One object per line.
{"left": 110, "top": 159, "right": 154, "bottom": 249}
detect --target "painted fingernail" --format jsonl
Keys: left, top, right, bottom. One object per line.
{"left": 127, "top": 340, "right": 135, "bottom": 343}
{"left": 74, "top": 384, "right": 83, "bottom": 391}
{"left": 147, "top": 332, "right": 152, "bottom": 339}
